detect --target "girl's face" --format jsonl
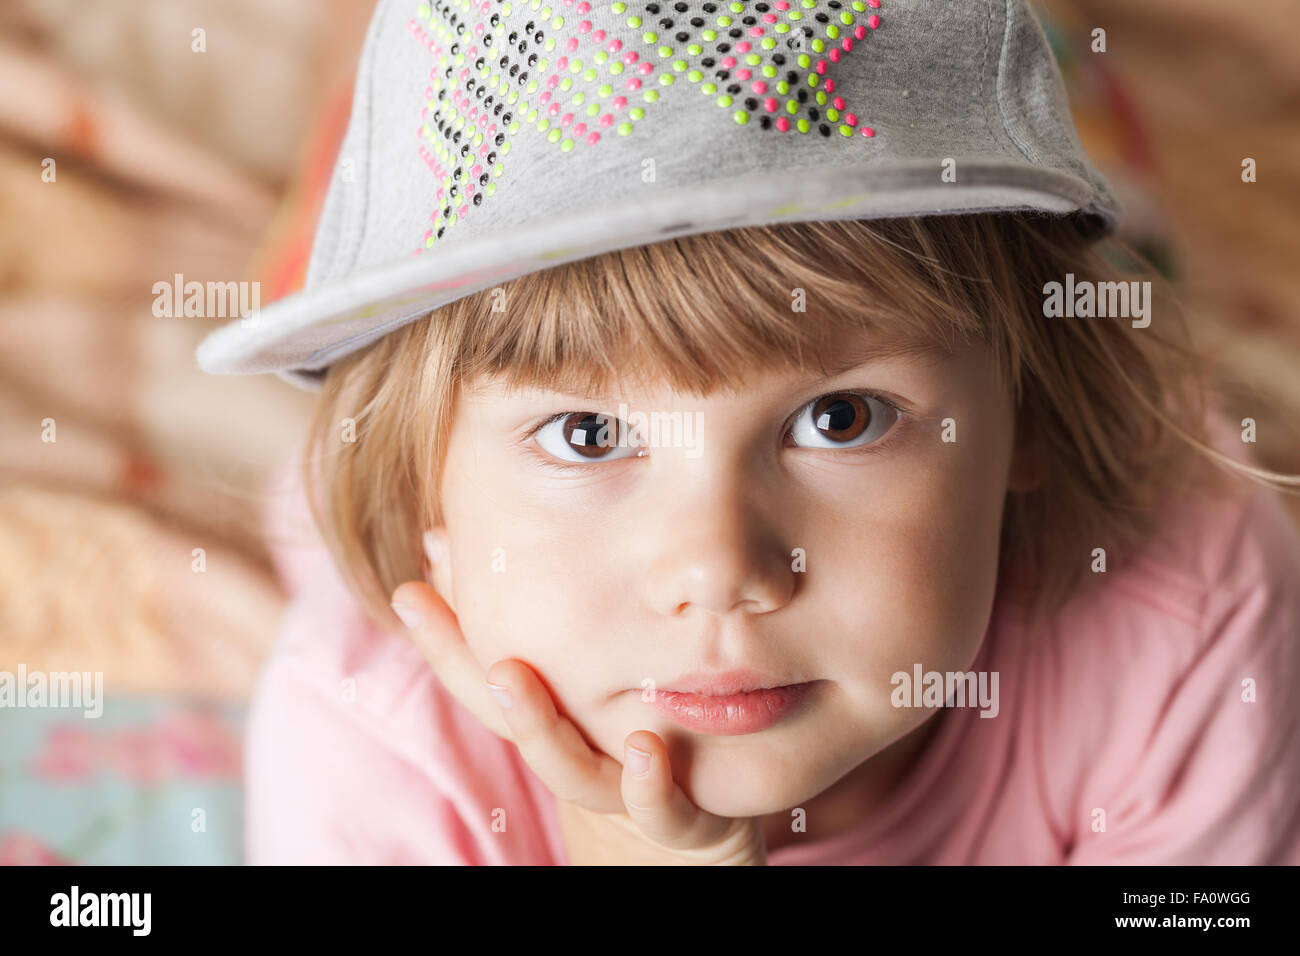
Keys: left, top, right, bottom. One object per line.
{"left": 431, "top": 331, "right": 1020, "bottom": 817}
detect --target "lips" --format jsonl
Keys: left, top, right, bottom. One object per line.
{"left": 646, "top": 670, "right": 817, "bottom": 735}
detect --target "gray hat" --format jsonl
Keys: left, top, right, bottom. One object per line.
{"left": 196, "top": 0, "right": 1120, "bottom": 392}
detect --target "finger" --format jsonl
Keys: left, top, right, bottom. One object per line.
{"left": 620, "top": 731, "right": 735, "bottom": 851}
{"left": 390, "top": 580, "right": 512, "bottom": 740}
{"left": 486, "top": 659, "right": 625, "bottom": 814}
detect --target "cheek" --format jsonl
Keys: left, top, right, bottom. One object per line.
{"left": 441, "top": 498, "right": 633, "bottom": 712}
{"left": 806, "top": 429, "right": 1011, "bottom": 714}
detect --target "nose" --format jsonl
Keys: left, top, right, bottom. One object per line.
{"left": 641, "top": 478, "right": 796, "bottom": 619}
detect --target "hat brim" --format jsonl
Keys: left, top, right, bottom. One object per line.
{"left": 195, "top": 158, "right": 1112, "bottom": 392}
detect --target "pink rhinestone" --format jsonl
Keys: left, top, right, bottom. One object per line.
{"left": 638, "top": 62, "right": 654, "bottom": 74}
{"left": 737, "top": 68, "right": 751, "bottom": 79}
{"left": 556, "top": 57, "right": 568, "bottom": 69}
{"left": 600, "top": 114, "right": 613, "bottom": 127}
{"left": 764, "top": 97, "right": 778, "bottom": 112}
{"left": 825, "top": 78, "right": 836, "bottom": 92}
{"left": 577, "top": 1, "right": 590, "bottom": 11}
{"left": 561, "top": 113, "right": 574, "bottom": 126}
{"left": 845, "top": 113, "right": 858, "bottom": 126}
{"left": 861, "top": 126, "right": 875, "bottom": 137}
{"left": 736, "top": 41, "right": 751, "bottom": 52}
{"left": 458, "top": 205, "right": 468, "bottom": 218}
{"left": 833, "top": 96, "right": 845, "bottom": 109}
{"left": 721, "top": 56, "right": 736, "bottom": 68}
{"left": 587, "top": 132, "right": 601, "bottom": 144}
{"left": 815, "top": 60, "right": 827, "bottom": 74}
{"left": 574, "top": 122, "right": 587, "bottom": 135}
{"left": 762, "top": 13, "right": 776, "bottom": 23}
{"left": 868, "top": 14, "right": 881, "bottom": 28}
{"left": 829, "top": 48, "right": 841, "bottom": 62}
{"left": 752, "top": 80, "right": 767, "bottom": 93}
{"left": 606, "top": 37, "right": 620, "bottom": 51}
{"left": 626, "top": 77, "right": 642, "bottom": 90}
{"left": 566, "top": 38, "right": 579, "bottom": 51}
{"left": 578, "top": 20, "right": 592, "bottom": 33}
{"left": 613, "top": 95, "right": 627, "bottom": 109}
{"left": 548, "top": 102, "right": 560, "bottom": 115}
{"left": 842, "top": 38, "right": 853, "bottom": 52}
{"left": 776, "top": 116, "right": 790, "bottom": 131}
{"left": 855, "top": 25, "right": 867, "bottom": 39}
{"left": 750, "top": 26, "right": 763, "bottom": 36}
{"left": 623, "top": 50, "right": 639, "bottom": 63}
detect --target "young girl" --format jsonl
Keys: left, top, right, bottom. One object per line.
{"left": 198, "top": 0, "right": 1300, "bottom": 864}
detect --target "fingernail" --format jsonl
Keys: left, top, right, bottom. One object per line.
{"left": 486, "top": 681, "right": 513, "bottom": 709}
{"left": 390, "top": 602, "right": 422, "bottom": 629}
{"left": 626, "top": 744, "right": 651, "bottom": 776}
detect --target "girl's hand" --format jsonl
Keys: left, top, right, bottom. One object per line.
{"left": 390, "top": 580, "right": 767, "bottom": 865}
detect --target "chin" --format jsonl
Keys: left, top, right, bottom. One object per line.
{"left": 667, "top": 737, "right": 841, "bottom": 819}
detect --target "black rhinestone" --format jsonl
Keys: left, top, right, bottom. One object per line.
{"left": 729, "top": 28, "right": 741, "bottom": 38}
{"left": 773, "top": 54, "right": 785, "bottom": 65}
{"left": 527, "top": 53, "right": 537, "bottom": 66}
{"left": 474, "top": 57, "right": 484, "bottom": 69}
{"left": 494, "top": 132, "right": 506, "bottom": 146}
{"left": 442, "top": 206, "right": 451, "bottom": 218}
{"left": 502, "top": 112, "right": 512, "bottom": 123}
{"left": 797, "top": 89, "right": 809, "bottom": 103}
{"left": 646, "top": 3, "right": 660, "bottom": 12}
{"left": 690, "top": 17, "right": 704, "bottom": 27}
{"left": 701, "top": 57, "right": 715, "bottom": 67}
{"left": 674, "top": 2, "right": 687, "bottom": 12}
{"left": 451, "top": 43, "right": 460, "bottom": 55}
{"left": 717, "top": 42, "right": 730, "bottom": 52}
{"left": 483, "top": 35, "right": 492, "bottom": 48}
{"left": 715, "top": 69, "right": 729, "bottom": 80}
{"left": 744, "top": 97, "right": 758, "bottom": 110}
{"left": 449, "top": 184, "right": 458, "bottom": 197}
{"left": 534, "top": 31, "right": 544, "bottom": 43}
{"left": 479, "top": 172, "right": 489, "bottom": 185}
{"left": 508, "top": 31, "right": 518, "bottom": 44}
{"left": 676, "top": 31, "right": 688, "bottom": 42}
{"left": 475, "top": 86, "right": 486, "bottom": 99}
{"left": 487, "top": 151, "right": 497, "bottom": 163}
{"left": 727, "top": 83, "right": 741, "bottom": 95}
{"left": 703, "top": 2, "right": 716, "bottom": 11}
{"left": 808, "top": 105, "right": 818, "bottom": 118}
{"left": 756, "top": 1, "right": 770, "bottom": 10}
{"left": 473, "top": 192, "right": 484, "bottom": 206}
{"left": 499, "top": 55, "right": 509, "bottom": 68}
{"left": 787, "top": 70, "right": 798, "bottom": 83}
{"left": 815, "top": 13, "right": 829, "bottom": 23}
{"left": 490, "top": 13, "right": 500, "bottom": 26}
{"left": 660, "top": 18, "right": 673, "bottom": 29}
{"left": 819, "top": 124, "right": 831, "bottom": 136}
{"left": 436, "top": 226, "right": 446, "bottom": 238}
{"left": 742, "top": 16, "right": 756, "bottom": 26}
{"left": 525, "top": 20, "right": 534, "bottom": 32}
{"left": 759, "top": 115, "right": 771, "bottom": 129}
{"left": 518, "top": 71, "right": 528, "bottom": 84}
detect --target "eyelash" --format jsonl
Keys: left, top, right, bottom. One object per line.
{"left": 518, "top": 390, "right": 910, "bottom": 473}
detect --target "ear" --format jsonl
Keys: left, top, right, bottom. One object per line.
{"left": 422, "top": 527, "right": 455, "bottom": 612}
{"left": 1007, "top": 416, "right": 1046, "bottom": 494}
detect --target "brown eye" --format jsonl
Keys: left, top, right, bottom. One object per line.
{"left": 812, "top": 393, "right": 870, "bottom": 442}
{"left": 535, "top": 412, "right": 643, "bottom": 463}
{"left": 788, "top": 391, "right": 896, "bottom": 449}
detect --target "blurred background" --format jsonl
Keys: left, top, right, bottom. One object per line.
{"left": 0, "top": 0, "right": 1297, "bottom": 864}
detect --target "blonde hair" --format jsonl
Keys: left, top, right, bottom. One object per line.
{"left": 299, "top": 212, "right": 1290, "bottom": 631}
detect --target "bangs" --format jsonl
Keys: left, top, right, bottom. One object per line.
{"left": 431, "top": 217, "right": 996, "bottom": 398}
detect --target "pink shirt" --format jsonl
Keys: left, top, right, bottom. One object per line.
{"left": 245, "top": 438, "right": 1300, "bottom": 865}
